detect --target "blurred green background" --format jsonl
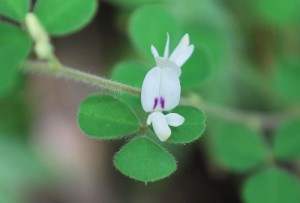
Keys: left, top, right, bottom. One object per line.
{"left": 1, "top": 0, "right": 300, "bottom": 202}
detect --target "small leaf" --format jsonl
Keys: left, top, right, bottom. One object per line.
{"left": 272, "top": 58, "right": 300, "bottom": 103}
{"left": 0, "top": 22, "right": 31, "bottom": 61}
{"left": 111, "top": 61, "right": 149, "bottom": 118}
{"left": 211, "top": 121, "right": 266, "bottom": 171}
{"left": 273, "top": 119, "right": 300, "bottom": 160}
{"left": 129, "top": 5, "right": 180, "bottom": 58}
{"left": 78, "top": 94, "right": 140, "bottom": 139}
{"left": 114, "top": 137, "right": 177, "bottom": 182}
{"left": 181, "top": 47, "right": 211, "bottom": 88}
{"left": 0, "top": 0, "right": 29, "bottom": 21}
{"left": 185, "top": 24, "right": 228, "bottom": 70}
{"left": 111, "top": 61, "right": 149, "bottom": 88}
{"left": 0, "top": 22, "right": 31, "bottom": 97}
{"left": 167, "top": 106, "right": 206, "bottom": 144}
{"left": 34, "top": 0, "right": 98, "bottom": 35}
{"left": 242, "top": 168, "right": 300, "bottom": 203}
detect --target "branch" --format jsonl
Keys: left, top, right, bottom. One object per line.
{"left": 22, "top": 61, "right": 141, "bottom": 97}
{"left": 182, "top": 94, "right": 300, "bottom": 130}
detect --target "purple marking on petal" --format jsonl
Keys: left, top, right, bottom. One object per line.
{"left": 153, "top": 98, "right": 158, "bottom": 110}
{"left": 160, "top": 97, "right": 165, "bottom": 109}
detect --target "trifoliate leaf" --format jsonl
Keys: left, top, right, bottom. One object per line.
{"left": 114, "top": 137, "right": 177, "bottom": 182}
{"left": 242, "top": 168, "right": 300, "bottom": 203}
{"left": 78, "top": 94, "right": 140, "bottom": 139}
{"left": 34, "top": 0, "right": 98, "bottom": 35}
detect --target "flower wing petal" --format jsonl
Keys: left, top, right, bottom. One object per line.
{"left": 141, "top": 67, "right": 161, "bottom": 112}
{"left": 160, "top": 67, "right": 181, "bottom": 111}
{"left": 151, "top": 112, "right": 171, "bottom": 142}
{"left": 166, "top": 113, "right": 185, "bottom": 127}
{"left": 174, "top": 45, "right": 194, "bottom": 67}
{"left": 169, "top": 33, "right": 190, "bottom": 63}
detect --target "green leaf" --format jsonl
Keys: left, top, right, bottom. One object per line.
{"left": 111, "top": 61, "right": 149, "bottom": 119}
{"left": 34, "top": 0, "right": 98, "bottom": 36}
{"left": 211, "top": 121, "right": 266, "bottom": 171}
{"left": 181, "top": 47, "right": 211, "bottom": 88}
{"left": 0, "top": 0, "right": 29, "bottom": 21}
{"left": 114, "top": 137, "right": 177, "bottom": 182}
{"left": 78, "top": 94, "right": 140, "bottom": 139}
{"left": 185, "top": 24, "right": 228, "bottom": 70}
{"left": 0, "top": 22, "right": 31, "bottom": 97}
{"left": 242, "top": 168, "right": 300, "bottom": 203}
{"left": 167, "top": 106, "right": 206, "bottom": 144}
{"left": 273, "top": 119, "right": 300, "bottom": 160}
{"left": 129, "top": 5, "right": 180, "bottom": 58}
{"left": 252, "top": 0, "right": 300, "bottom": 26}
{"left": 111, "top": 61, "right": 149, "bottom": 88}
{"left": 272, "top": 58, "right": 300, "bottom": 103}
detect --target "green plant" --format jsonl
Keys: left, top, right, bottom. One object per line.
{"left": 1, "top": 0, "right": 300, "bottom": 202}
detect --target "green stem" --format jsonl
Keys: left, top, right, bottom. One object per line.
{"left": 181, "top": 93, "right": 300, "bottom": 130}
{"left": 23, "top": 61, "right": 141, "bottom": 96}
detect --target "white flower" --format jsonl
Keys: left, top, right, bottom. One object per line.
{"left": 141, "top": 33, "right": 194, "bottom": 142}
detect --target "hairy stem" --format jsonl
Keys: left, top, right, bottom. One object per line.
{"left": 181, "top": 93, "right": 300, "bottom": 130}
{"left": 23, "top": 61, "right": 141, "bottom": 96}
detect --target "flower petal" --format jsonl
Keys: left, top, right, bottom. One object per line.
{"left": 150, "top": 112, "right": 171, "bottom": 142}
{"left": 151, "top": 45, "right": 159, "bottom": 58}
{"left": 141, "top": 67, "right": 161, "bottom": 112}
{"left": 164, "top": 33, "right": 170, "bottom": 59}
{"left": 160, "top": 67, "right": 181, "bottom": 111}
{"left": 166, "top": 113, "right": 185, "bottom": 127}
{"left": 169, "top": 34, "right": 190, "bottom": 63}
{"left": 173, "top": 45, "right": 194, "bottom": 67}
